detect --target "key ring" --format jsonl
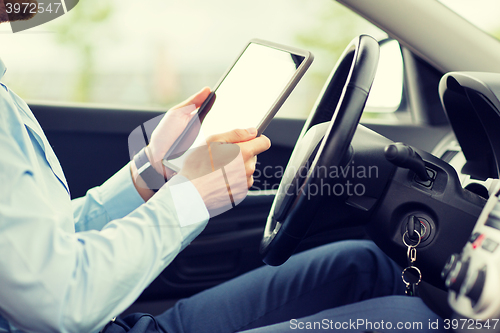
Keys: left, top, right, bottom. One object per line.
{"left": 402, "top": 230, "right": 421, "bottom": 248}
{"left": 402, "top": 266, "right": 422, "bottom": 286}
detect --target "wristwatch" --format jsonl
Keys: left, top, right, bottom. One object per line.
{"left": 134, "top": 148, "right": 176, "bottom": 191}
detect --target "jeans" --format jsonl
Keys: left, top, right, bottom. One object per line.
{"left": 104, "top": 240, "right": 447, "bottom": 332}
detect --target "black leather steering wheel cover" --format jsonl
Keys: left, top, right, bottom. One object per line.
{"left": 260, "top": 35, "right": 380, "bottom": 266}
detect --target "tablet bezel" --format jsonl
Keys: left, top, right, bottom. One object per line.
{"left": 197, "top": 38, "right": 314, "bottom": 136}
{"left": 163, "top": 39, "right": 313, "bottom": 161}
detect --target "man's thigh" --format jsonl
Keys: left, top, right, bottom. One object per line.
{"left": 240, "top": 296, "right": 447, "bottom": 333}
{"left": 154, "top": 240, "right": 405, "bottom": 333}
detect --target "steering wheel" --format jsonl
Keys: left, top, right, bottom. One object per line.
{"left": 260, "top": 35, "right": 380, "bottom": 266}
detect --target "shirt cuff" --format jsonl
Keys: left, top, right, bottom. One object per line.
{"left": 163, "top": 175, "right": 210, "bottom": 245}
{"left": 99, "top": 163, "right": 145, "bottom": 221}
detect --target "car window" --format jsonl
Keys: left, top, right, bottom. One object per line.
{"left": 438, "top": 0, "right": 500, "bottom": 41}
{"left": 1, "top": 0, "right": 385, "bottom": 120}
{"left": 362, "top": 39, "right": 405, "bottom": 123}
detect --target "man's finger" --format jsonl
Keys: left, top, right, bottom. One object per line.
{"left": 243, "top": 156, "right": 257, "bottom": 177}
{"left": 172, "top": 87, "right": 211, "bottom": 110}
{"left": 208, "top": 128, "right": 258, "bottom": 144}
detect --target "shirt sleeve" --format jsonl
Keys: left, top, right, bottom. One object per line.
{"left": 72, "top": 156, "right": 208, "bottom": 234}
{"left": 72, "top": 163, "right": 146, "bottom": 232}
{"left": 0, "top": 94, "right": 210, "bottom": 333}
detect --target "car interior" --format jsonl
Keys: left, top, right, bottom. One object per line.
{"left": 8, "top": 0, "right": 500, "bottom": 324}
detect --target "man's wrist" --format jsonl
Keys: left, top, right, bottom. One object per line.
{"left": 133, "top": 147, "right": 178, "bottom": 192}
{"left": 133, "top": 148, "right": 166, "bottom": 192}
{"left": 162, "top": 159, "right": 179, "bottom": 181}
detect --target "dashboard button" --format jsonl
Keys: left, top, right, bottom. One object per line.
{"left": 472, "top": 234, "right": 485, "bottom": 249}
{"left": 466, "top": 267, "right": 486, "bottom": 306}
{"left": 468, "top": 232, "right": 481, "bottom": 243}
{"left": 441, "top": 253, "right": 459, "bottom": 280}
{"left": 446, "top": 259, "right": 469, "bottom": 293}
{"left": 481, "top": 238, "right": 498, "bottom": 252}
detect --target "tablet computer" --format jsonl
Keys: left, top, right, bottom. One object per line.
{"left": 165, "top": 38, "right": 313, "bottom": 161}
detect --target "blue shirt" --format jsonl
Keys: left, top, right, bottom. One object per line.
{"left": 0, "top": 58, "right": 209, "bottom": 333}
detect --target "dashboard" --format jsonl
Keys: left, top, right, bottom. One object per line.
{"left": 431, "top": 72, "right": 500, "bottom": 321}
{"left": 439, "top": 72, "right": 500, "bottom": 182}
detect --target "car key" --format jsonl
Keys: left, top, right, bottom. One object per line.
{"left": 402, "top": 230, "right": 422, "bottom": 296}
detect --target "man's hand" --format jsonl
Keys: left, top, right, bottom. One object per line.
{"left": 147, "top": 87, "right": 211, "bottom": 175}
{"left": 180, "top": 128, "right": 271, "bottom": 217}
{"left": 131, "top": 88, "right": 210, "bottom": 201}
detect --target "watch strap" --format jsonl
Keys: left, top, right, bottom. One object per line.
{"left": 134, "top": 148, "right": 166, "bottom": 191}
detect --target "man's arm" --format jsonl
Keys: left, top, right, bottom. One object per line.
{"left": 72, "top": 163, "right": 145, "bottom": 232}
{"left": 0, "top": 149, "right": 209, "bottom": 332}
{"left": 0, "top": 97, "right": 209, "bottom": 332}
{"left": 0, "top": 86, "right": 269, "bottom": 332}
{"left": 0, "top": 128, "right": 268, "bottom": 332}
{"left": 73, "top": 88, "right": 211, "bottom": 232}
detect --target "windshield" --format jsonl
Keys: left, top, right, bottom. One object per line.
{"left": 438, "top": 0, "right": 500, "bottom": 41}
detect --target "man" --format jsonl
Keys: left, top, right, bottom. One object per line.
{"left": 0, "top": 4, "right": 447, "bottom": 333}
{"left": 0, "top": 60, "right": 270, "bottom": 331}
{"left": 1, "top": 3, "right": 272, "bottom": 331}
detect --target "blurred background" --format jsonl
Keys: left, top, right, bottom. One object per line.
{"left": 0, "top": 0, "right": 499, "bottom": 119}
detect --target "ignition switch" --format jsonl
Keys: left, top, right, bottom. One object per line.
{"left": 403, "top": 215, "right": 432, "bottom": 245}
